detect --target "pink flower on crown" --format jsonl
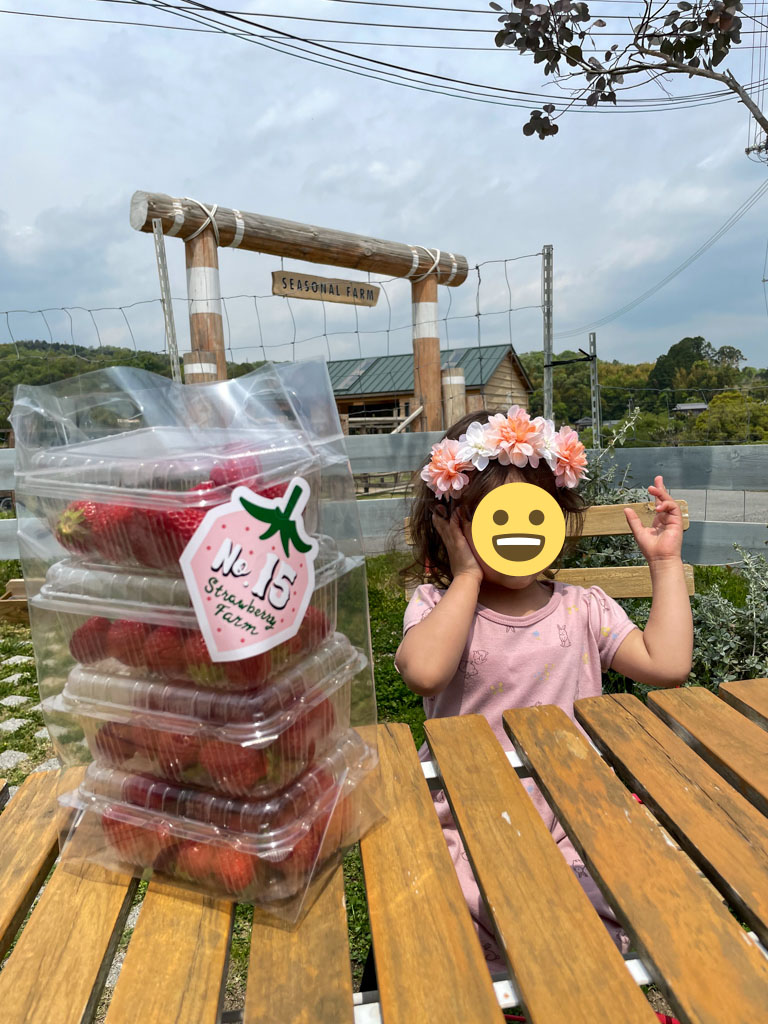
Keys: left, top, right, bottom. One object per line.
{"left": 420, "top": 438, "right": 471, "bottom": 498}
{"left": 553, "top": 426, "right": 589, "bottom": 488}
{"left": 485, "top": 406, "right": 543, "bottom": 469}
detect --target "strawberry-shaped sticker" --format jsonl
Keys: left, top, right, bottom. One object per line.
{"left": 179, "top": 477, "right": 318, "bottom": 661}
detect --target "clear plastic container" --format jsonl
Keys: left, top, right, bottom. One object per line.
{"left": 61, "top": 730, "right": 379, "bottom": 910}
{"left": 30, "top": 537, "right": 355, "bottom": 690}
{"left": 16, "top": 427, "right": 320, "bottom": 571}
{"left": 54, "top": 634, "right": 365, "bottom": 797}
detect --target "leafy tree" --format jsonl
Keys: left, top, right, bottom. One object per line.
{"left": 0, "top": 341, "right": 264, "bottom": 436}
{"left": 647, "top": 336, "right": 714, "bottom": 393}
{"left": 491, "top": 0, "right": 767, "bottom": 145}
{"left": 672, "top": 357, "right": 741, "bottom": 395}
{"left": 692, "top": 390, "right": 768, "bottom": 441}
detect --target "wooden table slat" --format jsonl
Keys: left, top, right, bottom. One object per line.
{"left": 425, "top": 715, "right": 657, "bottom": 1023}
{"left": 504, "top": 704, "right": 768, "bottom": 1024}
{"left": 647, "top": 685, "right": 768, "bottom": 817}
{"left": 555, "top": 563, "right": 694, "bottom": 599}
{"left": 244, "top": 865, "right": 354, "bottom": 1024}
{"left": 0, "top": 767, "right": 83, "bottom": 960}
{"left": 106, "top": 881, "right": 234, "bottom": 1024}
{"left": 360, "top": 722, "right": 503, "bottom": 1023}
{"left": 0, "top": 825, "right": 138, "bottom": 1024}
{"left": 718, "top": 678, "right": 768, "bottom": 732}
{"left": 575, "top": 692, "right": 768, "bottom": 946}
{"left": 0, "top": 777, "right": 8, "bottom": 809}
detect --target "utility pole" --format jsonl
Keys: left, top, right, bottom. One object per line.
{"left": 589, "top": 331, "right": 602, "bottom": 448}
{"left": 541, "top": 245, "right": 554, "bottom": 420}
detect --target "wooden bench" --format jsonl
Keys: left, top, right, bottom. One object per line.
{"left": 407, "top": 498, "right": 693, "bottom": 600}
{"left": 3, "top": 692, "right": 768, "bottom": 1022}
{"left": 0, "top": 579, "right": 30, "bottom": 625}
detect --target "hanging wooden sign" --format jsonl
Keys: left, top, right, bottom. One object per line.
{"left": 271, "top": 271, "right": 379, "bottom": 307}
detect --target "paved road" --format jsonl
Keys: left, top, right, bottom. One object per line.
{"left": 670, "top": 489, "right": 768, "bottom": 524}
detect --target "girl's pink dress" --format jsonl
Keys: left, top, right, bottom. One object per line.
{"left": 400, "top": 580, "right": 637, "bottom": 968}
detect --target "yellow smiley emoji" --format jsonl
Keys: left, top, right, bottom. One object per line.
{"left": 471, "top": 482, "right": 566, "bottom": 577}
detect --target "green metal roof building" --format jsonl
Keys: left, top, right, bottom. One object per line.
{"left": 327, "top": 345, "right": 532, "bottom": 433}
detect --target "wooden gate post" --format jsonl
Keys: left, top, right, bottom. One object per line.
{"left": 442, "top": 366, "right": 466, "bottom": 426}
{"left": 185, "top": 227, "right": 227, "bottom": 381}
{"left": 412, "top": 275, "right": 442, "bottom": 432}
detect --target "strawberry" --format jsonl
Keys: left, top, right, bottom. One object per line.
{"left": 54, "top": 500, "right": 100, "bottom": 554}
{"left": 106, "top": 619, "right": 153, "bottom": 669}
{"left": 143, "top": 627, "right": 192, "bottom": 678}
{"left": 199, "top": 739, "right": 269, "bottom": 794}
{"left": 222, "top": 650, "right": 272, "bottom": 691}
{"left": 257, "top": 481, "right": 288, "bottom": 501}
{"left": 101, "top": 808, "right": 174, "bottom": 865}
{"left": 157, "top": 505, "right": 209, "bottom": 566}
{"left": 183, "top": 632, "right": 228, "bottom": 688}
{"left": 90, "top": 503, "right": 134, "bottom": 563}
{"left": 122, "top": 773, "right": 172, "bottom": 813}
{"left": 154, "top": 729, "right": 200, "bottom": 774}
{"left": 94, "top": 721, "right": 136, "bottom": 763}
{"left": 209, "top": 845, "right": 257, "bottom": 896}
{"left": 280, "top": 698, "right": 336, "bottom": 761}
{"left": 270, "top": 822, "right": 324, "bottom": 890}
{"left": 69, "top": 616, "right": 111, "bottom": 663}
{"left": 210, "top": 449, "right": 261, "bottom": 488}
{"left": 126, "top": 507, "right": 169, "bottom": 570}
{"left": 288, "top": 606, "right": 332, "bottom": 656}
{"left": 176, "top": 840, "right": 217, "bottom": 883}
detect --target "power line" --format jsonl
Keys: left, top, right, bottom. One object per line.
{"left": 116, "top": 0, "right": 768, "bottom": 112}
{"left": 9, "top": 8, "right": 768, "bottom": 60}
{"left": 0, "top": 7, "right": 214, "bottom": 32}
{"left": 98, "top": 2, "right": 768, "bottom": 33}
{"left": 7, "top": 3, "right": 764, "bottom": 115}
{"left": 555, "top": 177, "right": 768, "bottom": 338}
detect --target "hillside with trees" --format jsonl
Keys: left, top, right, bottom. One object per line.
{"left": 520, "top": 336, "right": 768, "bottom": 445}
{"left": 0, "top": 336, "right": 765, "bottom": 446}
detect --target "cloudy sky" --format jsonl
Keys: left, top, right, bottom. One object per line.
{"left": 2, "top": 0, "right": 768, "bottom": 372}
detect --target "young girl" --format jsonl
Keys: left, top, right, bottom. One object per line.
{"left": 396, "top": 407, "right": 694, "bottom": 967}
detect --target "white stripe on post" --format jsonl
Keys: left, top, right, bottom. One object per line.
{"left": 186, "top": 266, "right": 222, "bottom": 316}
{"left": 167, "top": 199, "right": 185, "bottom": 236}
{"left": 183, "top": 351, "right": 218, "bottom": 384}
{"left": 412, "top": 301, "right": 439, "bottom": 340}
{"left": 226, "top": 209, "right": 245, "bottom": 248}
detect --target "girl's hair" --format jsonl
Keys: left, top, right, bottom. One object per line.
{"left": 402, "top": 409, "right": 586, "bottom": 590}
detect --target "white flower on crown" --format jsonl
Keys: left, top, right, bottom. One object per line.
{"left": 531, "top": 416, "right": 559, "bottom": 472}
{"left": 455, "top": 421, "right": 501, "bottom": 470}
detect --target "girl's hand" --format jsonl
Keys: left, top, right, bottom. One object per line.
{"left": 624, "top": 476, "right": 684, "bottom": 564}
{"left": 432, "top": 506, "right": 484, "bottom": 584}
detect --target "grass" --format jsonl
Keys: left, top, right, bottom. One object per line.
{"left": 0, "top": 555, "right": 751, "bottom": 1010}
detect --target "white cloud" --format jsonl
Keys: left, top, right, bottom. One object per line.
{"left": 1, "top": 4, "right": 767, "bottom": 370}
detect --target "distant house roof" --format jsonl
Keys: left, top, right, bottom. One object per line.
{"left": 673, "top": 402, "right": 708, "bottom": 413}
{"left": 327, "top": 345, "right": 532, "bottom": 397}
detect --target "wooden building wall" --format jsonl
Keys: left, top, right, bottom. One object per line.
{"left": 335, "top": 353, "right": 530, "bottom": 433}
{"left": 480, "top": 353, "right": 529, "bottom": 410}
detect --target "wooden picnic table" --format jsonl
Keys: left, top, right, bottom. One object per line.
{"left": 1, "top": 680, "right": 767, "bottom": 1024}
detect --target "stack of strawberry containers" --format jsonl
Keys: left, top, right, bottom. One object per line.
{"left": 13, "top": 360, "right": 380, "bottom": 921}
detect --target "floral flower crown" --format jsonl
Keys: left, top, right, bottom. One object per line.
{"left": 420, "top": 405, "right": 589, "bottom": 499}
